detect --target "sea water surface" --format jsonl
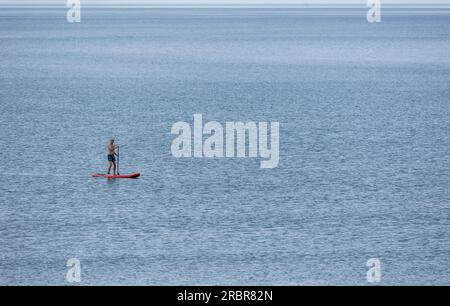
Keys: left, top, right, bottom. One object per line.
{"left": 0, "top": 6, "right": 449, "bottom": 285}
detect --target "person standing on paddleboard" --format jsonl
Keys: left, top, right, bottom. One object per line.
{"left": 107, "top": 139, "right": 118, "bottom": 175}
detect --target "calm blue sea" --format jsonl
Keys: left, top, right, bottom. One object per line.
{"left": 0, "top": 6, "right": 449, "bottom": 285}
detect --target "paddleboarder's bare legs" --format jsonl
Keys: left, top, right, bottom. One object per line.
{"left": 107, "top": 160, "right": 116, "bottom": 175}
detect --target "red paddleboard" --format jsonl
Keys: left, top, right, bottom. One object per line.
{"left": 92, "top": 173, "right": 140, "bottom": 179}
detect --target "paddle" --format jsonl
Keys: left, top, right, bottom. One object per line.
{"left": 117, "top": 145, "right": 120, "bottom": 175}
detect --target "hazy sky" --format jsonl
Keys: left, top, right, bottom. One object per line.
{"left": 1, "top": 0, "right": 449, "bottom": 5}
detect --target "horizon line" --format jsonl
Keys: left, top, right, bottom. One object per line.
{"left": 1, "top": 3, "right": 450, "bottom": 7}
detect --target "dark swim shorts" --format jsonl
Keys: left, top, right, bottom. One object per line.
{"left": 108, "top": 154, "right": 116, "bottom": 162}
